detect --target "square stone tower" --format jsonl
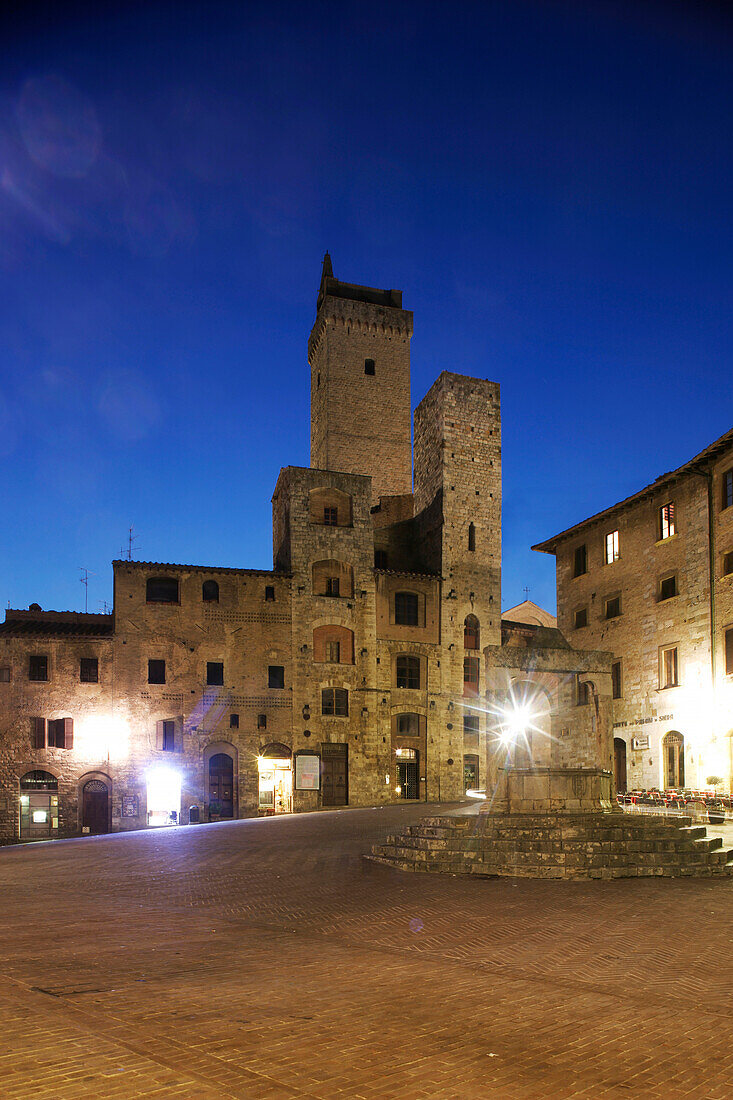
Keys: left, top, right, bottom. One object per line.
{"left": 309, "top": 255, "right": 413, "bottom": 504}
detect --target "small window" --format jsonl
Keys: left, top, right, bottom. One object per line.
{"left": 658, "top": 574, "right": 678, "bottom": 601}
{"left": 605, "top": 595, "right": 621, "bottom": 620}
{"left": 611, "top": 660, "right": 622, "bottom": 700}
{"left": 468, "top": 523, "right": 476, "bottom": 552}
{"left": 207, "top": 662, "right": 224, "bottom": 686}
{"left": 463, "top": 656, "right": 480, "bottom": 693}
{"left": 202, "top": 580, "right": 219, "bottom": 603}
{"left": 394, "top": 591, "right": 419, "bottom": 626}
{"left": 264, "top": 585, "right": 275, "bottom": 602}
{"left": 374, "top": 550, "right": 388, "bottom": 569}
{"left": 325, "top": 576, "right": 340, "bottom": 597}
{"left": 325, "top": 641, "right": 341, "bottom": 663}
{"left": 576, "top": 676, "right": 590, "bottom": 706}
{"left": 396, "top": 655, "right": 420, "bottom": 689}
{"left": 397, "top": 713, "right": 419, "bottom": 735}
{"left": 660, "top": 645, "right": 679, "bottom": 688}
{"left": 573, "top": 544, "right": 587, "bottom": 577}
{"left": 722, "top": 470, "right": 733, "bottom": 511}
{"left": 162, "top": 719, "right": 175, "bottom": 752}
{"left": 725, "top": 628, "right": 733, "bottom": 677}
{"left": 322, "top": 687, "right": 348, "bottom": 716}
{"left": 47, "top": 717, "right": 72, "bottom": 749}
{"left": 0, "top": 666, "right": 10, "bottom": 683}
{"left": 324, "top": 507, "right": 338, "bottom": 526}
{"left": 364, "top": 358, "right": 375, "bottom": 375}
{"left": 257, "top": 713, "right": 267, "bottom": 729}
{"left": 464, "top": 615, "right": 480, "bottom": 649}
{"left": 80, "top": 657, "right": 99, "bottom": 683}
{"left": 268, "top": 665, "right": 285, "bottom": 689}
{"left": 28, "top": 655, "right": 48, "bottom": 682}
{"left": 148, "top": 659, "right": 166, "bottom": 685}
{"left": 229, "top": 713, "right": 239, "bottom": 729}
{"left": 659, "top": 502, "right": 676, "bottom": 541}
{"left": 724, "top": 551, "right": 733, "bottom": 577}
{"left": 146, "top": 577, "right": 179, "bottom": 603}
{"left": 463, "top": 714, "right": 480, "bottom": 736}
{"left": 574, "top": 608, "right": 588, "bottom": 629}
{"left": 604, "top": 530, "right": 619, "bottom": 565}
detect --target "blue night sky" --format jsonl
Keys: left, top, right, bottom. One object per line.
{"left": 1, "top": 1, "right": 731, "bottom": 617}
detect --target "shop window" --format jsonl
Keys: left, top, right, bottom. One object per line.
{"left": 394, "top": 591, "right": 419, "bottom": 626}
{"left": 660, "top": 645, "right": 679, "bottom": 689}
{"left": 0, "top": 666, "right": 10, "bottom": 683}
{"left": 658, "top": 574, "right": 678, "bottom": 601}
{"left": 468, "top": 523, "right": 476, "bottom": 552}
{"left": 573, "top": 544, "right": 587, "bottom": 577}
{"left": 268, "top": 665, "right": 285, "bottom": 689}
{"left": 47, "top": 717, "right": 73, "bottom": 749}
{"left": 265, "top": 585, "right": 275, "bottom": 601}
{"left": 207, "top": 662, "right": 224, "bottom": 686}
{"left": 80, "top": 657, "right": 98, "bottom": 683}
{"left": 322, "top": 688, "right": 348, "bottom": 716}
{"left": 605, "top": 595, "right": 621, "bottom": 620}
{"left": 604, "top": 530, "right": 619, "bottom": 564}
{"left": 148, "top": 659, "right": 166, "bottom": 685}
{"left": 574, "top": 608, "right": 588, "bottom": 629}
{"left": 29, "top": 655, "right": 48, "bottom": 682}
{"left": 659, "top": 502, "right": 676, "bottom": 541}
{"left": 146, "top": 577, "right": 179, "bottom": 603}
{"left": 722, "top": 470, "right": 733, "bottom": 511}
{"left": 364, "top": 358, "right": 375, "bottom": 375}
{"left": 611, "top": 660, "right": 622, "bottom": 699}
{"left": 230, "top": 713, "right": 239, "bottom": 728}
{"left": 463, "top": 656, "right": 480, "bottom": 695}
{"left": 396, "top": 655, "right": 420, "bottom": 689}
{"left": 202, "top": 580, "right": 219, "bottom": 603}
{"left": 464, "top": 615, "right": 480, "bottom": 649}
{"left": 725, "top": 628, "right": 733, "bottom": 677}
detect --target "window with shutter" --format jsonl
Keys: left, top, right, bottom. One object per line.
{"left": 573, "top": 545, "right": 587, "bottom": 577}
{"left": 659, "top": 502, "right": 676, "bottom": 540}
{"left": 31, "top": 716, "right": 46, "bottom": 749}
{"left": 63, "top": 717, "right": 73, "bottom": 750}
{"left": 722, "top": 470, "right": 733, "bottom": 511}
{"left": 611, "top": 661, "right": 622, "bottom": 699}
{"left": 725, "top": 629, "right": 733, "bottom": 677}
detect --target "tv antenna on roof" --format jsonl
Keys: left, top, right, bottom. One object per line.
{"left": 523, "top": 586, "right": 531, "bottom": 600}
{"left": 120, "top": 525, "right": 138, "bottom": 561}
{"left": 80, "top": 567, "right": 97, "bottom": 613}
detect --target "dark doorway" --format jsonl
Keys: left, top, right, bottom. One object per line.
{"left": 209, "top": 753, "right": 234, "bottom": 819}
{"left": 82, "top": 779, "right": 109, "bottom": 834}
{"left": 321, "top": 744, "right": 348, "bottom": 807}
{"left": 397, "top": 749, "right": 419, "bottom": 799}
{"left": 613, "top": 738, "right": 627, "bottom": 794}
{"left": 463, "top": 754, "right": 479, "bottom": 793}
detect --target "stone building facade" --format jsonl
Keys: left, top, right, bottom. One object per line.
{"left": 0, "top": 260, "right": 612, "bottom": 842}
{"left": 534, "top": 430, "right": 733, "bottom": 795}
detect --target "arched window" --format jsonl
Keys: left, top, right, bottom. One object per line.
{"left": 313, "top": 625, "right": 354, "bottom": 664}
{"left": 308, "top": 487, "right": 353, "bottom": 527}
{"left": 464, "top": 615, "right": 480, "bottom": 650}
{"left": 20, "top": 770, "right": 58, "bottom": 791}
{"left": 468, "top": 523, "right": 476, "bottom": 552}
{"left": 394, "top": 712, "right": 420, "bottom": 737}
{"left": 202, "top": 579, "right": 219, "bottom": 603}
{"left": 146, "top": 577, "right": 179, "bottom": 604}
{"left": 394, "top": 591, "right": 419, "bottom": 626}
{"left": 396, "top": 655, "right": 421, "bottom": 689}
{"left": 312, "top": 560, "right": 354, "bottom": 598}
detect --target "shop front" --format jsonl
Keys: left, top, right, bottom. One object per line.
{"left": 258, "top": 743, "right": 293, "bottom": 813}
{"left": 19, "top": 771, "right": 59, "bottom": 840}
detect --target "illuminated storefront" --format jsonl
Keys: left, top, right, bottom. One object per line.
{"left": 19, "top": 771, "right": 59, "bottom": 840}
{"left": 146, "top": 766, "right": 181, "bottom": 826}
{"left": 258, "top": 744, "right": 293, "bottom": 813}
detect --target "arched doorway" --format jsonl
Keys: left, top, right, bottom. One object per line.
{"left": 208, "top": 753, "right": 234, "bottom": 820}
{"left": 19, "top": 771, "right": 59, "bottom": 840}
{"left": 396, "top": 747, "right": 419, "bottom": 799}
{"left": 662, "top": 731, "right": 685, "bottom": 789}
{"left": 82, "top": 779, "right": 109, "bottom": 834}
{"left": 613, "top": 738, "right": 627, "bottom": 794}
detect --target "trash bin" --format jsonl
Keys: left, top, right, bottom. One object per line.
{"left": 189, "top": 805, "right": 200, "bottom": 824}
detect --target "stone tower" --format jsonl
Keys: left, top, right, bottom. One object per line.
{"left": 308, "top": 255, "right": 413, "bottom": 504}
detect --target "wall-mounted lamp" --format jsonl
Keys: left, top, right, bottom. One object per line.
{"left": 360, "top": 647, "right": 368, "bottom": 656}
{"left": 300, "top": 644, "right": 308, "bottom": 653}
{"left": 302, "top": 705, "right": 310, "bottom": 721}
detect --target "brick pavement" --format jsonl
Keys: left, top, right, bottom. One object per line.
{"left": 1, "top": 804, "right": 732, "bottom": 1099}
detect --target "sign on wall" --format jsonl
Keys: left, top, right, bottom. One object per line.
{"left": 121, "top": 795, "right": 139, "bottom": 818}
{"left": 295, "top": 754, "right": 320, "bottom": 790}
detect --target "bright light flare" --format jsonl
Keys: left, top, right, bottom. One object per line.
{"left": 75, "top": 714, "right": 131, "bottom": 762}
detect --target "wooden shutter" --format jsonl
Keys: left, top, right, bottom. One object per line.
{"left": 31, "top": 716, "right": 46, "bottom": 749}
{"left": 63, "top": 717, "right": 74, "bottom": 750}
{"left": 156, "top": 720, "right": 165, "bottom": 750}
{"left": 175, "top": 716, "right": 183, "bottom": 752}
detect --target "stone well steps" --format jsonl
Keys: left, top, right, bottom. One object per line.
{"left": 366, "top": 813, "right": 733, "bottom": 880}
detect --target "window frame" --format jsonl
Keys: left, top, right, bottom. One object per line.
{"left": 28, "top": 655, "right": 48, "bottom": 682}
{"left": 659, "top": 645, "right": 679, "bottom": 689}
{"left": 394, "top": 591, "right": 420, "bottom": 627}
{"left": 722, "top": 469, "right": 733, "bottom": 511}
{"left": 395, "top": 655, "right": 421, "bottom": 690}
{"left": 206, "top": 661, "right": 224, "bottom": 686}
{"left": 573, "top": 544, "right": 587, "bottom": 578}
{"left": 322, "top": 687, "right": 348, "bottom": 717}
{"left": 604, "top": 594, "right": 622, "bottom": 620}
{"left": 148, "top": 659, "right": 166, "bottom": 685}
{"left": 604, "top": 529, "right": 619, "bottom": 565}
{"left": 573, "top": 607, "right": 588, "bottom": 629}
{"left": 268, "top": 665, "right": 285, "bottom": 689}
{"left": 79, "top": 657, "right": 99, "bottom": 683}
{"left": 324, "top": 640, "right": 341, "bottom": 664}
{"left": 146, "top": 577, "right": 180, "bottom": 604}
{"left": 658, "top": 573, "right": 678, "bottom": 602}
{"left": 658, "top": 502, "right": 676, "bottom": 541}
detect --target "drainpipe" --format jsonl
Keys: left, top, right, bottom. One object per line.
{"left": 703, "top": 467, "right": 717, "bottom": 688}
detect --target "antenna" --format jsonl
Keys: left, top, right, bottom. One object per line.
{"left": 120, "top": 525, "right": 139, "bottom": 561}
{"left": 523, "top": 586, "right": 531, "bottom": 601}
{"left": 97, "top": 599, "right": 111, "bottom": 615}
{"left": 80, "top": 567, "right": 96, "bottom": 613}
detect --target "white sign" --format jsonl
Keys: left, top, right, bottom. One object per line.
{"left": 296, "top": 754, "right": 320, "bottom": 790}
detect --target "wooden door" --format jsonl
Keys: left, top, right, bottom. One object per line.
{"left": 209, "top": 754, "right": 234, "bottom": 818}
{"left": 663, "top": 733, "right": 684, "bottom": 789}
{"left": 321, "top": 745, "right": 348, "bottom": 807}
{"left": 613, "top": 738, "right": 627, "bottom": 794}
{"left": 82, "top": 780, "right": 109, "bottom": 834}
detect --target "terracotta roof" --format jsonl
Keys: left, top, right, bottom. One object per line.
{"left": 112, "top": 560, "right": 287, "bottom": 577}
{"left": 0, "top": 610, "right": 114, "bottom": 637}
{"left": 533, "top": 425, "right": 733, "bottom": 553}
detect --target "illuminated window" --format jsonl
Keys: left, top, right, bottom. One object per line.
{"left": 725, "top": 629, "right": 733, "bottom": 677}
{"left": 573, "top": 544, "right": 587, "bottom": 577}
{"left": 395, "top": 592, "right": 419, "bottom": 626}
{"left": 659, "top": 502, "right": 676, "bottom": 540}
{"left": 268, "top": 665, "right": 285, "bottom": 689}
{"left": 611, "top": 660, "right": 622, "bottom": 699}
{"left": 660, "top": 646, "right": 679, "bottom": 689}
{"left": 605, "top": 595, "right": 621, "bottom": 619}
{"left": 323, "top": 507, "right": 338, "bottom": 526}
{"left": 325, "top": 641, "right": 341, "bottom": 663}
{"left": 364, "top": 358, "right": 375, "bottom": 375}
{"left": 658, "top": 574, "right": 678, "bottom": 601}
{"left": 202, "top": 580, "right": 219, "bottom": 602}
{"left": 80, "top": 658, "right": 98, "bottom": 683}
{"left": 322, "top": 688, "right": 348, "bottom": 716}
{"left": 396, "top": 655, "right": 420, "bottom": 689}
{"left": 604, "top": 530, "right": 619, "bottom": 564}
{"left": 207, "top": 662, "right": 224, "bottom": 686}
{"left": 148, "top": 659, "right": 166, "bottom": 685}
{"left": 28, "top": 655, "right": 48, "bottom": 682}
{"left": 722, "top": 470, "right": 733, "bottom": 511}
{"left": 574, "top": 608, "right": 588, "bottom": 629}
{"left": 146, "top": 577, "right": 179, "bottom": 603}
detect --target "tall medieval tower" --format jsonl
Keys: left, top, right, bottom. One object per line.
{"left": 308, "top": 255, "right": 413, "bottom": 504}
